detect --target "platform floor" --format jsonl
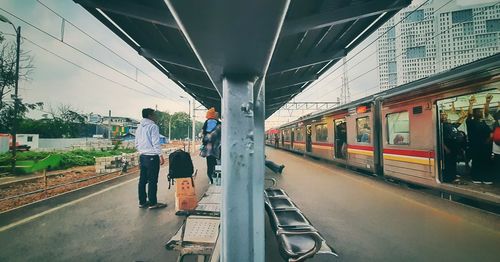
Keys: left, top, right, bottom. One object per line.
{"left": 0, "top": 157, "right": 211, "bottom": 262}
{"left": 264, "top": 147, "right": 500, "bottom": 261}
{"left": 0, "top": 150, "right": 498, "bottom": 261}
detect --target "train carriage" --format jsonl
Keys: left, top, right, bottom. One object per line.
{"left": 267, "top": 54, "right": 500, "bottom": 206}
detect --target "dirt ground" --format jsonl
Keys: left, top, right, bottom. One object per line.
{"left": 0, "top": 166, "right": 140, "bottom": 213}
{"left": 0, "top": 143, "right": 189, "bottom": 213}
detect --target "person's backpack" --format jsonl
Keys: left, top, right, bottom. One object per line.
{"left": 168, "top": 149, "right": 194, "bottom": 189}
{"left": 494, "top": 126, "right": 500, "bottom": 146}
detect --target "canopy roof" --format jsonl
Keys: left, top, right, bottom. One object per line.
{"left": 75, "top": 0, "right": 410, "bottom": 117}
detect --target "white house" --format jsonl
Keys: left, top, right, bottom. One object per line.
{"left": 15, "top": 134, "right": 39, "bottom": 150}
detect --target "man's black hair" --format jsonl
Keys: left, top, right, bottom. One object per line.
{"left": 142, "top": 108, "right": 155, "bottom": 119}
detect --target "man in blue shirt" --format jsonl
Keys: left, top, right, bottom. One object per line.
{"left": 135, "top": 108, "right": 166, "bottom": 209}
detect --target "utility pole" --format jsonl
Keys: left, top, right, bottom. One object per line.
{"left": 168, "top": 115, "right": 172, "bottom": 142}
{"left": 192, "top": 99, "right": 196, "bottom": 153}
{"left": 187, "top": 100, "right": 191, "bottom": 153}
{"left": 108, "top": 110, "right": 112, "bottom": 139}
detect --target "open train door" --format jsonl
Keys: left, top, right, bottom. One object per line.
{"left": 306, "top": 125, "right": 312, "bottom": 152}
{"left": 334, "top": 119, "right": 347, "bottom": 159}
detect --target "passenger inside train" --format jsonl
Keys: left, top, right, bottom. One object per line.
{"left": 437, "top": 92, "right": 499, "bottom": 190}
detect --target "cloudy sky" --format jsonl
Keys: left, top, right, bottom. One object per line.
{"left": 0, "top": 0, "right": 492, "bottom": 126}
{"left": 0, "top": 0, "right": 192, "bottom": 121}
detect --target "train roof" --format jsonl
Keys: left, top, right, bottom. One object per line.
{"left": 278, "top": 53, "right": 500, "bottom": 129}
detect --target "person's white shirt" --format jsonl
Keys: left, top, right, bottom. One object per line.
{"left": 135, "top": 118, "right": 162, "bottom": 156}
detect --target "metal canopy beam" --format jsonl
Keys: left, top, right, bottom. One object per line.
{"left": 139, "top": 48, "right": 204, "bottom": 71}
{"left": 74, "top": 0, "right": 179, "bottom": 29}
{"left": 281, "top": 0, "right": 411, "bottom": 36}
{"left": 267, "top": 75, "right": 318, "bottom": 90}
{"left": 269, "top": 49, "right": 345, "bottom": 74}
{"left": 266, "top": 85, "right": 304, "bottom": 98}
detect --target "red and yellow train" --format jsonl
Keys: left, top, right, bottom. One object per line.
{"left": 266, "top": 54, "right": 500, "bottom": 205}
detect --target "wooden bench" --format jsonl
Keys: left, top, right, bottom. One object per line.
{"left": 264, "top": 188, "right": 338, "bottom": 261}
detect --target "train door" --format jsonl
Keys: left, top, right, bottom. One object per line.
{"left": 436, "top": 91, "right": 499, "bottom": 185}
{"left": 306, "top": 125, "right": 312, "bottom": 152}
{"left": 281, "top": 131, "right": 284, "bottom": 147}
{"left": 334, "top": 119, "right": 347, "bottom": 159}
{"left": 291, "top": 128, "right": 294, "bottom": 148}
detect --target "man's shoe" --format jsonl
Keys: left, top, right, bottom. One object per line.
{"left": 483, "top": 181, "right": 493, "bottom": 185}
{"left": 472, "top": 180, "right": 482, "bottom": 184}
{"left": 139, "top": 202, "right": 150, "bottom": 208}
{"left": 149, "top": 203, "right": 167, "bottom": 209}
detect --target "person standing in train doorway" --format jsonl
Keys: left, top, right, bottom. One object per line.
{"left": 466, "top": 95, "right": 493, "bottom": 185}
{"left": 440, "top": 110, "right": 467, "bottom": 183}
{"left": 200, "top": 108, "right": 221, "bottom": 184}
{"left": 135, "top": 108, "right": 167, "bottom": 209}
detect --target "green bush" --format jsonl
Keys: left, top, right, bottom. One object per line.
{"left": 0, "top": 148, "right": 137, "bottom": 172}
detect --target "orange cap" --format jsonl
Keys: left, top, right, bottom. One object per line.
{"left": 206, "top": 107, "right": 217, "bottom": 119}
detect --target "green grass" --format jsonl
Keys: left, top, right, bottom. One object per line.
{"left": 0, "top": 148, "right": 136, "bottom": 175}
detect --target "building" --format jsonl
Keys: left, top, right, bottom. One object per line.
{"left": 377, "top": 0, "right": 500, "bottom": 90}
{"left": 99, "top": 116, "right": 140, "bottom": 138}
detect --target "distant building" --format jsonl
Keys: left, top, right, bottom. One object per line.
{"left": 377, "top": 0, "right": 500, "bottom": 90}
{"left": 101, "top": 116, "right": 140, "bottom": 138}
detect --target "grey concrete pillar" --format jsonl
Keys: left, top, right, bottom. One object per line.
{"left": 221, "top": 76, "right": 265, "bottom": 262}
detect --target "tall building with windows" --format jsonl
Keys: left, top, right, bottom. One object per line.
{"left": 377, "top": 0, "right": 500, "bottom": 90}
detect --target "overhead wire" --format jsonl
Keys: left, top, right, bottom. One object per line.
{"left": 318, "top": 1, "right": 500, "bottom": 100}
{"left": 14, "top": 34, "right": 167, "bottom": 98}
{"left": 270, "top": 0, "right": 500, "bottom": 123}
{"left": 296, "top": 0, "right": 434, "bottom": 100}
{"left": 0, "top": 6, "right": 182, "bottom": 103}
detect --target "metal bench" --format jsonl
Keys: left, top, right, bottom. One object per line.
{"left": 264, "top": 188, "right": 338, "bottom": 261}
{"left": 166, "top": 185, "right": 222, "bottom": 261}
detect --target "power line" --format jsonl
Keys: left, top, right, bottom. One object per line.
{"left": 0, "top": 6, "right": 180, "bottom": 102}
{"left": 297, "top": 0, "right": 433, "bottom": 100}
{"left": 19, "top": 35, "right": 167, "bottom": 99}
{"left": 34, "top": 0, "right": 185, "bottom": 99}
{"left": 270, "top": 1, "right": 500, "bottom": 123}
{"left": 304, "top": 0, "right": 498, "bottom": 101}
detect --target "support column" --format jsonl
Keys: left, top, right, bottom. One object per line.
{"left": 221, "top": 76, "right": 265, "bottom": 262}
{"left": 252, "top": 80, "right": 265, "bottom": 262}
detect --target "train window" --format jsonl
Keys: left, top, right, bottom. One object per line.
{"left": 315, "top": 124, "right": 328, "bottom": 142}
{"left": 387, "top": 111, "right": 410, "bottom": 145}
{"left": 356, "top": 117, "right": 371, "bottom": 143}
{"left": 296, "top": 128, "right": 304, "bottom": 141}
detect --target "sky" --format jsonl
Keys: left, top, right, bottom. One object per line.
{"left": 0, "top": 0, "right": 192, "bottom": 121}
{"left": 0, "top": 0, "right": 494, "bottom": 126}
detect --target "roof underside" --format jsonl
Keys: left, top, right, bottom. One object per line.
{"left": 75, "top": 0, "right": 410, "bottom": 118}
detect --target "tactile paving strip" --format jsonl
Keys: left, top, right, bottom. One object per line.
{"left": 198, "top": 193, "right": 221, "bottom": 204}
{"left": 183, "top": 218, "right": 220, "bottom": 244}
{"left": 206, "top": 185, "right": 222, "bottom": 194}
{"left": 196, "top": 204, "right": 221, "bottom": 212}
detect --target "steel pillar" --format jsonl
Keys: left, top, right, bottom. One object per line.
{"left": 221, "top": 76, "right": 265, "bottom": 262}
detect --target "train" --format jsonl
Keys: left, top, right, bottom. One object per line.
{"left": 266, "top": 54, "right": 500, "bottom": 206}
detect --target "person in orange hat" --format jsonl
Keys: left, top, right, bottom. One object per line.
{"left": 200, "top": 107, "right": 221, "bottom": 184}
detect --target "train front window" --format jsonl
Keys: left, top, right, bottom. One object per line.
{"left": 356, "top": 117, "right": 371, "bottom": 143}
{"left": 387, "top": 111, "right": 410, "bottom": 145}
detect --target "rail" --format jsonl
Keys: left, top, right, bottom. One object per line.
{"left": 0, "top": 147, "right": 182, "bottom": 208}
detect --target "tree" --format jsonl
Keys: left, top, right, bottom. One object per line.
{"left": 0, "top": 101, "right": 43, "bottom": 133}
{"left": 0, "top": 33, "right": 34, "bottom": 109}
{"left": 155, "top": 111, "right": 203, "bottom": 139}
